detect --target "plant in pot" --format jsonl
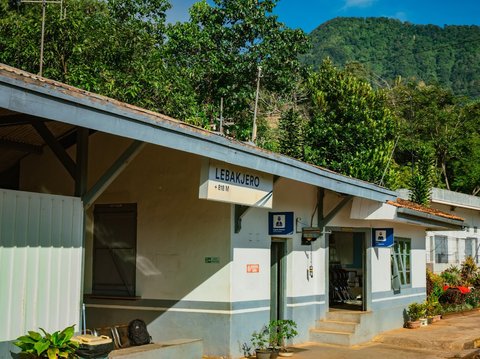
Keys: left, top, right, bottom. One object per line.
{"left": 269, "top": 320, "right": 298, "bottom": 357}
{"left": 251, "top": 326, "right": 273, "bottom": 359}
{"left": 425, "top": 300, "right": 443, "bottom": 323}
{"left": 13, "top": 325, "right": 79, "bottom": 358}
{"left": 406, "top": 302, "right": 426, "bottom": 329}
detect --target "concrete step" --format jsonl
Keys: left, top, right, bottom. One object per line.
{"left": 326, "top": 311, "right": 363, "bottom": 323}
{"left": 315, "top": 319, "right": 357, "bottom": 333}
{"left": 310, "top": 329, "right": 354, "bottom": 346}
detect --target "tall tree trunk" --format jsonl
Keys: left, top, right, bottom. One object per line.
{"left": 441, "top": 161, "right": 450, "bottom": 190}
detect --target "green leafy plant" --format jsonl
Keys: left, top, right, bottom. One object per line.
{"left": 461, "top": 256, "right": 478, "bottom": 286}
{"left": 425, "top": 299, "right": 443, "bottom": 317}
{"left": 14, "top": 325, "right": 79, "bottom": 359}
{"left": 250, "top": 326, "right": 271, "bottom": 351}
{"left": 441, "top": 266, "right": 462, "bottom": 286}
{"left": 426, "top": 269, "right": 444, "bottom": 302}
{"left": 269, "top": 319, "right": 298, "bottom": 352}
{"left": 406, "top": 302, "right": 426, "bottom": 322}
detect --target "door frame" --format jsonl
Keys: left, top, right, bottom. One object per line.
{"left": 326, "top": 229, "right": 369, "bottom": 312}
{"left": 271, "top": 238, "right": 288, "bottom": 321}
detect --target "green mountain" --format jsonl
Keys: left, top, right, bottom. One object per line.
{"left": 302, "top": 17, "right": 480, "bottom": 97}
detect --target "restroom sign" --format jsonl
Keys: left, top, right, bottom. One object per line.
{"left": 372, "top": 228, "right": 394, "bottom": 247}
{"left": 268, "top": 212, "right": 294, "bottom": 235}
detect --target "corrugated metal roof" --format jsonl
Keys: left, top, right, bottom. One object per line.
{"left": 0, "top": 63, "right": 397, "bottom": 203}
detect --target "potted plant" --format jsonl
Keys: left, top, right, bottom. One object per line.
{"left": 13, "top": 325, "right": 79, "bottom": 358}
{"left": 269, "top": 320, "right": 298, "bottom": 357}
{"left": 426, "top": 300, "right": 443, "bottom": 323}
{"left": 251, "top": 326, "right": 273, "bottom": 359}
{"left": 406, "top": 302, "right": 425, "bottom": 329}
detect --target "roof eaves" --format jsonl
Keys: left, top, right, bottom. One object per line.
{"left": 396, "top": 207, "right": 464, "bottom": 230}
{"left": 0, "top": 64, "right": 396, "bottom": 202}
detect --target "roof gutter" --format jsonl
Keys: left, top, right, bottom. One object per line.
{"left": 396, "top": 207, "right": 464, "bottom": 230}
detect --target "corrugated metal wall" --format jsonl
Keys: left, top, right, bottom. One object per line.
{"left": 0, "top": 189, "right": 83, "bottom": 341}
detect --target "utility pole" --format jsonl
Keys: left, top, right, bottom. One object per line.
{"left": 219, "top": 97, "right": 224, "bottom": 134}
{"left": 20, "top": 0, "right": 64, "bottom": 77}
{"left": 251, "top": 66, "right": 262, "bottom": 144}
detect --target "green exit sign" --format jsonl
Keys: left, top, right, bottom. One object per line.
{"left": 205, "top": 257, "right": 220, "bottom": 264}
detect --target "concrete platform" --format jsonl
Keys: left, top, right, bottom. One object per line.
{"left": 270, "top": 309, "right": 480, "bottom": 359}
{"left": 109, "top": 338, "right": 202, "bottom": 359}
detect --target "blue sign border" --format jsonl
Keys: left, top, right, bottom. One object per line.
{"left": 372, "top": 228, "right": 394, "bottom": 247}
{"left": 269, "top": 212, "right": 294, "bottom": 235}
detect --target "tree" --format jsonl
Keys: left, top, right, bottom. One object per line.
{"left": 409, "top": 148, "right": 435, "bottom": 206}
{"left": 278, "top": 108, "right": 308, "bottom": 161}
{"left": 163, "top": 0, "right": 309, "bottom": 138}
{"left": 451, "top": 101, "right": 480, "bottom": 195}
{"left": 389, "top": 80, "right": 478, "bottom": 194}
{"left": 0, "top": 0, "right": 203, "bottom": 121}
{"left": 304, "top": 59, "right": 397, "bottom": 186}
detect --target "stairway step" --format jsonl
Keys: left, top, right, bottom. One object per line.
{"left": 310, "top": 329, "right": 353, "bottom": 346}
{"left": 326, "top": 311, "right": 364, "bottom": 323}
{"left": 315, "top": 320, "right": 357, "bottom": 332}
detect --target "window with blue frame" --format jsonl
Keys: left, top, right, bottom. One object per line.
{"left": 391, "top": 238, "right": 411, "bottom": 291}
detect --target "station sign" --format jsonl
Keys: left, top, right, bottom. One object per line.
{"left": 372, "top": 228, "right": 394, "bottom": 247}
{"left": 199, "top": 160, "right": 273, "bottom": 208}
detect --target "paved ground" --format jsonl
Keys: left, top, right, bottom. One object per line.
{"left": 280, "top": 309, "right": 480, "bottom": 359}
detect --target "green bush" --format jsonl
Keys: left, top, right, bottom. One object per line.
{"left": 441, "top": 266, "right": 462, "bottom": 286}
{"left": 406, "top": 302, "right": 426, "bottom": 322}
{"left": 465, "top": 288, "right": 480, "bottom": 308}
{"left": 461, "top": 256, "right": 479, "bottom": 286}
{"left": 427, "top": 269, "right": 444, "bottom": 302}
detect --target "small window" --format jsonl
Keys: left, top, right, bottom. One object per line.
{"left": 435, "top": 236, "right": 448, "bottom": 263}
{"left": 465, "top": 238, "right": 474, "bottom": 259}
{"left": 391, "top": 238, "right": 411, "bottom": 291}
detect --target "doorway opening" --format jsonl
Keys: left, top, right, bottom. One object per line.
{"left": 328, "top": 231, "right": 365, "bottom": 311}
{"left": 271, "top": 239, "right": 287, "bottom": 321}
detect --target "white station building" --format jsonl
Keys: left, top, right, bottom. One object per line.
{"left": 0, "top": 64, "right": 464, "bottom": 358}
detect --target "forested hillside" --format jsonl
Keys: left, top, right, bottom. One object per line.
{"left": 302, "top": 17, "right": 480, "bottom": 97}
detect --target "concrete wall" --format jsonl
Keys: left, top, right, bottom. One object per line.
{"left": 230, "top": 178, "right": 325, "bottom": 355}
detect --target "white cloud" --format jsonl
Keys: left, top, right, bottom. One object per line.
{"left": 342, "top": 0, "right": 377, "bottom": 9}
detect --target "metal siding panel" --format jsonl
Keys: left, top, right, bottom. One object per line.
{"left": 0, "top": 190, "right": 83, "bottom": 341}
{"left": 0, "top": 190, "right": 16, "bottom": 339}
{"left": 12, "top": 194, "right": 28, "bottom": 338}
{"left": 25, "top": 194, "right": 41, "bottom": 333}
{"left": 37, "top": 196, "right": 53, "bottom": 331}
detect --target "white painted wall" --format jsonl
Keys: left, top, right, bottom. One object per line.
{"left": 21, "top": 133, "right": 233, "bottom": 303}
{"left": 230, "top": 178, "right": 323, "bottom": 303}
{"left": 426, "top": 202, "right": 480, "bottom": 273}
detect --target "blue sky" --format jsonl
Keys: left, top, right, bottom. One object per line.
{"left": 167, "top": 0, "right": 480, "bottom": 33}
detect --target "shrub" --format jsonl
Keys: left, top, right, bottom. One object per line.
{"left": 425, "top": 299, "right": 443, "bottom": 316}
{"left": 461, "top": 256, "right": 478, "bottom": 286}
{"left": 406, "top": 302, "right": 426, "bottom": 322}
{"left": 441, "top": 266, "right": 462, "bottom": 286}
{"left": 465, "top": 288, "right": 480, "bottom": 308}
{"left": 439, "top": 287, "right": 466, "bottom": 306}
{"left": 427, "top": 269, "right": 444, "bottom": 302}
